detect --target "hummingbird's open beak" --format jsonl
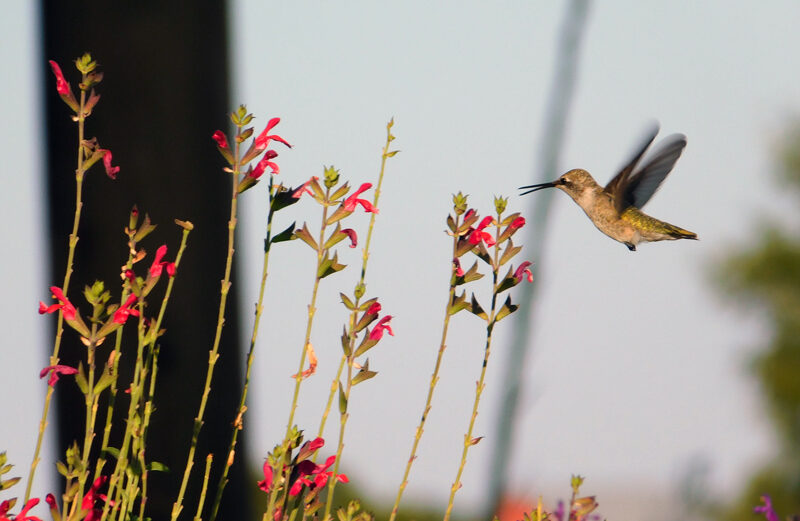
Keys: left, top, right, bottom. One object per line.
{"left": 519, "top": 180, "right": 560, "bottom": 196}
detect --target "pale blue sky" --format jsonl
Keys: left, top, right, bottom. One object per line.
{"left": 3, "top": 2, "right": 799, "bottom": 519}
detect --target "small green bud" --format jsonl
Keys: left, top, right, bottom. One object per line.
{"left": 324, "top": 165, "right": 340, "bottom": 188}
{"left": 494, "top": 196, "right": 508, "bottom": 215}
{"left": 453, "top": 192, "right": 469, "bottom": 214}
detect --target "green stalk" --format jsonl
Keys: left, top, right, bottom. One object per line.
{"left": 25, "top": 83, "right": 88, "bottom": 503}
{"left": 389, "top": 212, "right": 462, "bottom": 521}
{"left": 321, "top": 121, "right": 396, "bottom": 519}
{"left": 443, "top": 214, "right": 503, "bottom": 521}
{"left": 209, "top": 177, "right": 278, "bottom": 521}
{"left": 171, "top": 133, "right": 243, "bottom": 521}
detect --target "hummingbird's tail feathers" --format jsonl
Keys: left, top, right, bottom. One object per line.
{"left": 664, "top": 223, "right": 698, "bottom": 240}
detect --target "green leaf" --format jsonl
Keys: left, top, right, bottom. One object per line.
{"left": 323, "top": 223, "right": 348, "bottom": 250}
{"left": 338, "top": 382, "right": 347, "bottom": 415}
{"left": 494, "top": 295, "right": 519, "bottom": 323}
{"left": 56, "top": 461, "right": 69, "bottom": 477}
{"left": 341, "top": 327, "right": 352, "bottom": 357}
{"left": 94, "top": 366, "right": 115, "bottom": 395}
{"left": 353, "top": 359, "right": 378, "bottom": 385}
{"left": 385, "top": 150, "right": 400, "bottom": 157}
{"left": 448, "top": 291, "right": 471, "bottom": 315}
{"left": 0, "top": 477, "right": 20, "bottom": 490}
{"left": 319, "top": 252, "right": 347, "bottom": 279}
{"left": 270, "top": 185, "right": 302, "bottom": 212}
{"left": 295, "top": 223, "right": 318, "bottom": 250}
{"left": 146, "top": 461, "right": 169, "bottom": 473}
{"left": 353, "top": 333, "right": 378, "bottom": 358}
{"left": 499, "top": 239, "right": 522, "bottom": 266}
{"left": 75, "top": 362, "right": 89, "bottom": 394}
{"left": 102, "top": 447, "right": 120, "bottom": 460}
{"left": 271, "top": 221, "right": 297, "bottom": 244}
{"left": 455, "top": 261, "right": 484, "bottom": 286}
{"left": 447, "top": 214, "right": 457, "bottom": 233}
{"left": 330, "top": 181, "right": 351, "bottom": 202}
{"left": 340, "top": 293, "right": 355, "bottom": 310}
{"left": 470, "top": 294, "right": 488, "bottom": 320}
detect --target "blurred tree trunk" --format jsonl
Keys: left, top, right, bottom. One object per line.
{"left": 41, "top": 2, "right": 251, "bottom": 519}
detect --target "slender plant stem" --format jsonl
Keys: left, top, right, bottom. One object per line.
{"left": 316, "top": 119, "right": 395, "bottom": 441}
{"left": 284, "top": 189, "right": 330, "bottom": 437}
{"left": 25, "top": 85, "right": 88, "bottom": 503}
{"left": 321, "top": 121, "right": 396, "bottom": 520}
{"left": 171, "top": 136, "right": 242, "bottom": 521}
{"left": 389, "top": 213, "right": 461, "bottom": 521}
{"left": 209, "top": 177, "right": 278, "bottom": 521}
{"left": 443, "top": 214, "right": 502, "bottom": 521}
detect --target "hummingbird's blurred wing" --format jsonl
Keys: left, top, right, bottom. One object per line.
{"left": 624, "top": 133, "right": 687, "bottom": 209}
{"left": 604, "top": 124, "right": 659, "bottom": 213}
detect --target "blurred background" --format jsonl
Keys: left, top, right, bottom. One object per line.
{"left": 2, "top": 2, "right": 800, "bottom": 520}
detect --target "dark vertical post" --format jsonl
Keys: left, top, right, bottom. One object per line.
{"left": 41, "top": 2, "right": 250, "bottom": 518}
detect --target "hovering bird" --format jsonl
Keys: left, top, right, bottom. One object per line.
{"left": 519, "top": 125, "right": 697, "bottom": 251}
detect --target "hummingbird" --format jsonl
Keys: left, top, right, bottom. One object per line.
{"left": 519, "top": 125, "right": 697, "bottom": 251}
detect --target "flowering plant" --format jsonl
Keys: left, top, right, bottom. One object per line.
{"left": 0, "top": 54, "right": 618, "bottom": 521}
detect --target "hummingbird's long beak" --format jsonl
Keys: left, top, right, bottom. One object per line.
{"left": 519, "top": 180, "right": 559, "bottom": 196}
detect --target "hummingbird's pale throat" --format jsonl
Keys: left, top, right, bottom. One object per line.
{"left": 520, "top": 125, "right": 697, "bottom": 251}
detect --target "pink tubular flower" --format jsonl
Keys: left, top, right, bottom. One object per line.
{"left": 453, "top": 257, "right": 464, "bottom": 277}
{"left": 369, "top": 315, "right": 394, "bottom": 342}
{"left": 341, "top": 228, "right": 358, "bottom": 248}
{"left": 48, "top": 60, "right": 71, "bottom": 96}
{"left": 365, "top": 302, "right": 381, "bottom": 315}
{"left": 39, "top": 286, "right": 77, "bottom": 321}
{"left": 254, "top": 117, "right": 292, "bottom": 150}
{"left": 257, "top": 461, "right": 274, "bottom": 493}
{"left": 343, "top": 183, "right": 378, "bottom": 213}
{"left": 149, "top": 245, "right": 176, "bottom": 278}
{"left": 292, "top": 176, "right": 317, "bottom": 199}
{"left": 82, "top": 475, "right": 110, "bottom": 521}
{"left": 288, "top": 456, "right": 348, "bottom": 497}
{"left": 0, "top": 497, "right": 42, "bottom": 521}
{"left": 468, "top": 216, "right": 496, "bottom": 247}
{"left": 753, "top": 495, "right": 779, "bottom": 521}
{"left": 113, "top": 295, "right": 140, "bottom": 324}
{"left": 39, "top": 365, "right": 78, "bottom": 387}
{"left": 509, "top": 216, "right": 526, "bottom": 231}
{"left": 514, "top": 261, "right": 533, "bottom": 283}
{"left": 251, "top": 150, "right": 280, "bottom": 179}
{"left": 99, "top": 149, "right": 120, "bottom": 179}
{"left": 212, "top": 130, "right": 229, "bottom": 149}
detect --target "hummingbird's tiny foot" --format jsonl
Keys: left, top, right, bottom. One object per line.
{"left": 624, "top": 242, "right": 636, "bottom": 251}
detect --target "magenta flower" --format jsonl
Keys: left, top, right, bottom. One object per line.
{"left": 292, "top": 176, "right": 317, "bottom": 199}
{"left": 212, "top": 130, "right": 229, "bottom": 149}
{"left": 288, "top": 456, "right": 348, "bottom": 497}
{"left": 39, "top": 286, "right": 77, "bottom": 321}
{"left": 99, "top": 149, "right": 120, "bottom": 179}
{"left": 48, "top": 60, "right": 71, "bottom": 96}
{"left": 342, "top": 228, "right": 358, "bottom": 248}
{"left": 81, "top": 476, "right": 110, "bottom": 521}
{"left": 365, "top": 302, "right": 381, "bottom": 315}
{"left": 250, "top": 150, "right": 280, "bottom": 179}
{"left": 113, "top": 295, "right": 140, "bottom": 324}
{"left": 369, "top": 315, "right": 394, "bottom": 342}
{"left": 514, "top": 261, "right": 533, "bottom": 283}
{"left": 469, "top": 216, "right": 495, "bottom": 247}
{"left": 453, "top": 257, "right": 464, "bottom": 277}
{"left": 254, "top": 117, "right": 292, "bottom": 151}
{"left": 0, "top": 497, "right": 42, "bottom": 521}
{"left": 753, "top": 495, "right": 779, "bottom": 521}
{"left": 149, "top": 245, "right": 176, "bottom": 278}
{"left": 257, "top": 461, "right": 274, "bottom": 493}
{"left": 39, "top": 365, "right": 78, "bottom": 387}
{"left": 509, "top": 216, "right": 525, "bottom": 231}
{"left": 344, "top": 183, "right": 378, "bottom": 213}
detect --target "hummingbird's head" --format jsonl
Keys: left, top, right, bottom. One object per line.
{"left": 519, "top": 168, "right": 598, "bottom": 197}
